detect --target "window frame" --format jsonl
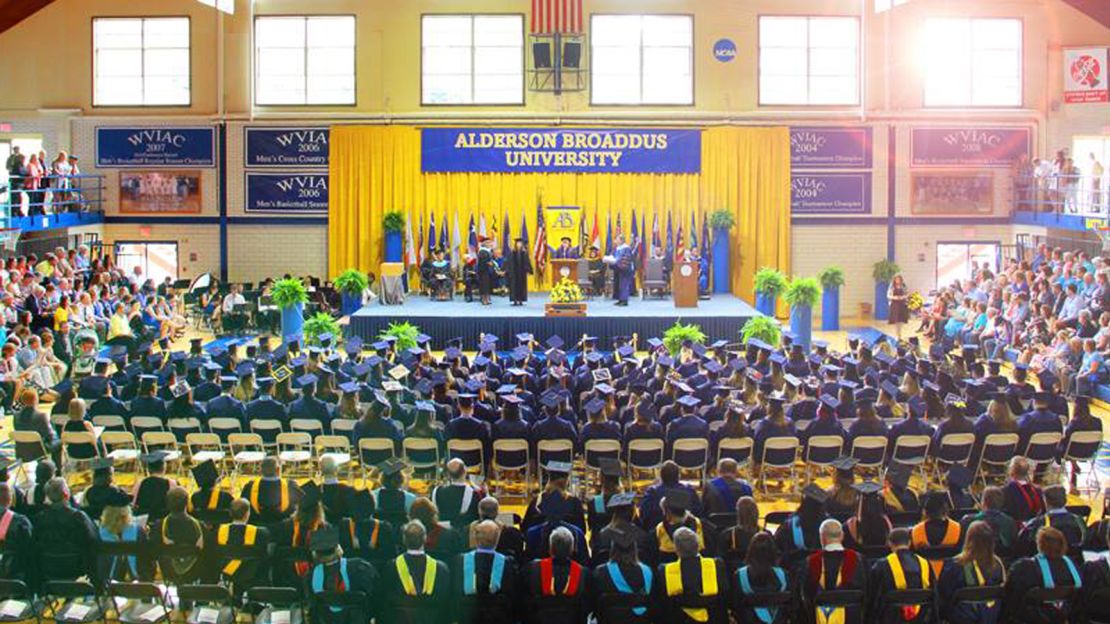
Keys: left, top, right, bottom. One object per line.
{"left": 419, "top": 13, "right": 527, "bottom": 107}
{"left": 253, "top": 13, "right": 358, "bottom": 108}
{"left": 589, "top": 13, "right": 696, "bottom": 107}
{"left": 91, "top": 15, "right": 193, "bottom": 108}
{"left": 921, "top": 15, "right": 1024, "bottom": 109}
{"left": 756, "top": 14, "right": 862, "bottom": 108}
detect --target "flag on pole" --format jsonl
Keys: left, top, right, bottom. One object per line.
{"left": 651, "top": 210, "right": 660, "bottom": 256}
{"left": 631, "top": 209, "right": 640, "bottom": 256}
{"left": 405, "top": 210, "right": 417, "bottom": 267}
{"left": 520, "top": 212, "right": 530, "bottom": 250}
{"left": 428, "top": 213, "right": 437, "bottom": 256}
{"left": 467, "top": 214, "right": 477, "bottom": 257}
{"left": 501, "top": 213, "right": 511, "bottom": 258}
{"left": 605, "top": 212, "right": 613, "bottom": 255}
{"left": 700, "top": 211, "right": 710, "bottom": 261}
{"left": 478, "top": 214, "right": 488, "bottom": 240}
{"left": 640, "top": 210, "right": 647, "bottom": 268}
{"left": 665, "top": 212, "right": 674, "bottom": 258}
{"left": 451, "top": 213, "right": 463, "bottom": 270}
{"left": 578, "top": 208, "right": 586, "bottom": 253}
{"left": 532, "top": 200, "right": 548, "bottom": 283}
{"left": 416, "top": 211, "right": 425, "bottom": 266}
{"left": 689, "top": 211, "right": 697, "bottom": 253}
{"left": 615, "top": 212, "right": 623, "bottom": 240}
{"left": 675, "top": 215, "right": 684, "bottom": 258}
{"left": 438, "top": 215, "right": 448, "bottom": 256}
{"left": 589, "top": 210, "right": 601, "bottom": 250}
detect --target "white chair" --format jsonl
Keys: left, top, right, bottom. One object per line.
{"left": 974, "top": 433, "right": 1020, "bottom": 488}
{"left": 249, "top": 420, "right": 284, "bottom": 452}
{"left": 402, "top": 438, "right": 441, "bottom": 482}
{"left": 101, "top": 430, "right": 141, "bottom": 472}
{"left": 358, "top": 438, "right": 397, "bottom": 479}
{"left": 490, "top": 439, "right": 530, "bottom": 497}
{"left": 330, "top": 418, "right": 357, "bottom": 437}
{"left": 1060, "top": 430, "right": 1103, "bottom": 497}
{"left": 276, "top": 432, "right": 314, "bottom": 476}
{"left": 850, "top": 436, "right": 888, "bottom": 477}
{"left": 889, "top": 434, "right": 932, "bottom": 482}
{"left": 315, "top": 435, "right": 353, "bottom": 480}
{"left": 207, "top": 418, "right": 243, "bottom": 442}
{"left": 91, "top": 415, "right": 127, "bottom": 432}
{"left": 627, "top": 439, "right": 665, "bottom": 480}
{"left": 803, "top": 435, "right": 843, "bottom": 483}
{"left": 1024, "top": 431, "right": 1064, "bottom": 476}
{"left": 289, "top": 419, "right": 325, "bottom": 437}
{"left": 758, "top": 437, "right": 799, "bottom": 496}
{"left": 140, "top": 431, "right": 183, "bottom": 472}
{"left": 167, "top": 417, "right": 203, "bottom": 442}
{"left": 671, "top": 438, "right": 710, "bottom": 486}
{"left": 185, "top": 432, "right": 226, "bottom": 466}
{"left": 129, "top": 416, "right": 164, "bottom": 440}
{"left": 228, "top": 433, "right": 266, "bottom": 482}
{"left": 931, "top": 433, "right": 977, "bottom": 483}
{"left": 60, "top": 431, "right": 100, "bottom": 475}
{"left": 716, "top": 437, "right": 754, "bottom": 472}
{"left": 537, "top": 439, "right": 575, "bottom": 488}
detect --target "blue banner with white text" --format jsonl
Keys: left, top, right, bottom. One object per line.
{"left": 791, "top": 173, "right": 872, "bottom": 215}
{"left": 790, "top": 127, "right": 872, "bottom": 169}
{"left": 245, "top": 126, "right": 330, "bottom": 168}
{"left": 421, "top": 127, "right": 702, "bottom": 174}
{"left": 245, "top": 172, "right": 328, "bottom": 214}
{"left": 96, "top": 127, "right": 216, "bottom": 168}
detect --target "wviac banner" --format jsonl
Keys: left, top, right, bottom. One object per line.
{"left": 244, "top": 126, "right": 330, "bottom": 168}
{"left": 244, "top": 172, "right": 328, "bottom": 214}
{"left": 911, "top": 127, "right": 1031, "bottom": 168}
{"left": 791, "top": 173, "right": 872, "bottom": 215}
{"left": 96, "top": 127, "right": 216, "bottom": 168}
{"left": 790, "top": 127, "right": 873, "bottom": 169}
{"left": 421, "top": 128, "right": 702, "bottom": 174}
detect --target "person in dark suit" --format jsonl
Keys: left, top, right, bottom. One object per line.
{"left": 1017, "top": 485, "right": 1086, "bottom": 556}
{"left": 0, "top": 482, "right": 34, "bottom": 583}
{"left": 476, "top": 238, "right": 497, "bottom": 306}
{"left": 524, "top": 525, "right": 591, "bottom": 624}
{"left": 239, "top": 456, "right": 302, "bottom": 527}
{"left": 32, "top": 477, "right": 99, "bottom": 582}
{"left": 452, "top": 519, "right": 519, "bottom": 624}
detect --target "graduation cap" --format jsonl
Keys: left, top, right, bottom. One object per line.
{"left": 591, "top": 368, "right": 612, "bottom": 383}
{"left": 663, "top": 489, "right": 692, "bottom": 513}
{"left": 885, "top": 463, "right": 912, "bottom": 488}
{"left": 295, "top": 373, "right": 318, "bottom": 390}
{"left": 595, "top": 382, "right": 615, "bottom": 396}
{"left": 769, "top": 353, "right": 787, "bottom": 366}
{"left": 377, "top": 458, "right": 407, "bottom": 476}
{"left": 344, "top": 336, "right": 363, "bottom": 356}
{"left": 405, "top": 347, "right": 425, "bottom": 359}
{"left": 656, "top": 355, "right": 674, "bottom": 368}
{"left": 272, "top": 365, "right": 293, "bottom": 384}
{"left": 257, "top": 376, "right": 276, "bottom": 391}
{"left": 411, "top": 378, "right": 433, "bottom": 396}
{"left": 1037, "top": 369, "right": 1059, "bottom": 390}
{"left": 819, "top": 394, "right": 840, "bottom": 410}
{"left": 585, "top": 397, "right": 606, "bottom": 416}
{"left": 783, "top": 374, "right": 802, "bottom": 389}
{"left": 309, "top": 526, "right": 340, "bottom": 552}
{"left": 501, "top": 394, "right": 523, "bottom": 405}
{"left": 415, "top": 400, "right": 436, "bottom": 413}
{"left": 389, "top": 364, "right": 410, "bottom": 380}
{"left": 705, "top": 360, "right": 725, "bottom": 375}
{"left": 548, "top": 351, "right": 567, "bottom": 366}
{"left": 710, "top": 340, "right": 729, "bottom": 350}
{"left": 1032, "top": 391, "right": 1055, "bottom": 403}
{"left": 690, "top": 343, "right": 708, "bottom": 358}
{"left": 676, "top": 394, "right": 701, "bottom": 409}
{"left": 747, "top": 338, "right": 772, "bottom": 352}
{"left": 416, "top": 333, "right": 433, "bottom": 346}
{"left": 598, "top": 457, "right": 622, "bottom": 479}
{"left": 921, "top": 380, "right": 941, "bottom": 393}
{"left": 382, "top": 380, "right": 405, "bottom": 393}
{"left": 802, "top": 483, "right": 829, "bottom": 504}
{"left": 463, "top": 379, "right": 484, "bottom": 393}
{"left": 141, "top": 450, "right": 170, "bottom": 465}
{"left": 617, "top": 345, "right": 635, "bottom": 359}
{"left": 219, "top": 375, "right": 237, "bottom": 389}
{"left": 543, "top": 460, "right": 572, "bottom": 477}
{"left": 880, "top": 380, "right": 901, "bottom": 398}
{"left": 370, "top": 341, "right": 390, "bottom": 352}
{"left": 608, "top": 492, "right": 635, "bottom": 508}
{"left": 516, "top": 333, "right": 534, "bottom": 345}
{"left": 854, "top": 387, "right": 879, "bottom": 403}
{"left": 540, "top": 392, "right": 562, "bottom": 410}
{"left": 584, "top": 351, "right": 604, "bottom": 364}
{"left": 317, "top": 333, "right": 335, "bottom": 349}
{"left": 875, "top": 352, "right": 895, "bottom": 366}
{"left": 831, "top": 456, "right": 858, "bottom": 473}
{"left": 946, "top": 464, "right": 973, "bottom": 489}
{"left": 852, "top": 481, "right": 883, "bottom": 496}
{"left": 85, "top": 375, "right": 110, "bottom": 396}
{"left": 365, "top": 355, "right": 384, "bottom": 368}
{"left": 646, "top": 338, "right": 664, "bottom": 350}
{"left": 338, "top": 381, "right": 361, "bottom": 394}
{"left": 729, "top": 358, "right": 747, "bottom": 372}
{"left": 837, "top": 380, "right": 859, "bottom": 391}
{"left": 91, "top": 457, "right": 115, "bottom": 473}
{"left": 191, "top": 459, "right": 219, "bottom": 488}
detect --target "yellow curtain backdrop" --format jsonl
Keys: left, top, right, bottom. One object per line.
{"left": 328, "top": 125, "right": 791, "bottom": 302}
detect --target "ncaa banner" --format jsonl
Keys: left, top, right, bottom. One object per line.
{"left": 245, "top": 172, "right": 328, "bottom": 214}
{"left": 911, "top": 127, "right": 1031, "bottom": 168}
{"left": 545, "top": 206, "right": 581, "bottom": 248}
{"left": 791, "top": 173, "right": 872, "bottom": 215}
{"left": 790, "top": 127, "right": 873, "bottom": 170}
{"left": 244, "top": 126, "right": 330, "bottom": 168}
{"left": 1064, "top": 47, "right": 1109, "bottom": 104}
{"left": 421, "top": 128, "right": 702, "bottom": 174}
{"left": 96, "top": 127, "right": 216, "bottom": 168}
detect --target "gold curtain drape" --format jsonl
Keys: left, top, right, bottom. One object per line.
{"left": 328, "top": 125, "right": 791, "bottom": 302}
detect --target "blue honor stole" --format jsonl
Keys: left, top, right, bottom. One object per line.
{"left": 737, "top": 566, "right": 787, "bottom": 624}
{"left": 463, "top": 549, "right": 506, "bottom": 595}
{"left": 607, "top": 561, "right": 653, "bottom": 616}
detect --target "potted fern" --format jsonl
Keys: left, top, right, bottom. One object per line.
{"left": 708, "top": 209, "right": 735, "bottom": 294}
{"left": 272, "top": 277, "right": 309, "bottom": 340}
{"left": 872, "top": 259, "right": 901, "bottom": 321}
{"left": 818, "top": 266, "right": 846, "bottom": 331}
{"left": 334, "top": 269, "right": 369, "bottom": 316}
{"left": 784, "top": 277, "right": 821, "bottom": 350}
{"left": 303, "top": 312, "right": 342, "bottom": 347}
{"left": 663, "top": 321, "right": 706, "bottom": 357}
{"left": 379, "top": 321, "right": 421, "bottom": 351}
{"left": 740, "top": 316, "right": 781, "bottom": 348}
{"left": 753, "top": 267, "right": 787, "bottom": 316}
{"left": 383, "top": 211, "right": 405, "bottom": 263}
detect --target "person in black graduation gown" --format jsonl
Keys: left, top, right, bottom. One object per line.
{"left": 205, "top": 376, "right": 247, "bottom": 429}
{"left": 410, "top": 497, "right": 466, "bottom": 563}
{"left": 305, "top": 525, "right": 378, "bottom": 624}
{"left": 592, "top": 527, "right": 656, "bottom": 624}
{"left": 774, "top": 484, "right": 829, "bottom": 567}
{"left": 523, "top": 461, "right": 586, "bottom": 534}
{"left": 960, "top": 486, "right": 1018, "bottom": 553}
{"left": 1002, "top": 456, "right": 1046, "bottom": 524}
{"left": 239, "top": 456, "right": 302, "bottom": 527}
{"left": 130, "top": 375, "right": 167, "bottom": 421}
{"left": 33, "top": 477, "right": 99, "bottom": 582}
{"left": 476, "top": 238, "right": 496, "bottom": 306}
{"left": 0, "top": 483, "right": 34, "bottom": 583}
{"left": 799, "top": 519, "right": 868, "bottom": 624}
{"left": 868, "top": 528, "right": 934, "bottom": 624}
{"left": 1082, "top": 540, "right": 1110, "bottom": 624}
{"left": 825, "top": 456, "right": 861, "bottom": 516}
{"left": 452, "top": 519, "right": 519, "bottom": 624}
{"left": 881, "top": 463, "right": 920, "bottom": 516}
{"left": 153, "top": 486, "right": 206, "bottom": 584}
{"left": 717, "top": 496, "right": 762, "bottom": 573}
{"left": 655, "top": 526, "right": 728, "bottom": 624}
{"left": 468, "top": 496, "right": 525, "bottom": 563}
{"left": 372, "top": 458, "right": 417, "bottom": 528}
{"left": 210, "top": 498, "right": 271, "bottom": 594}
{"left": 505, "top": 237, "right": 532, "bottom": 306}
{"left": 81, "top": 458, "right": 133, "bottom": 522}
{"left": 1017, "top": 484, "right": 1086, "bottom": 556}
{"left": 730, "top": 532, "right": 791, "bottom": 624}
{"left": 937, "top": 521, "right": 1006, "bottom": 624}
{"left": 592, "top": 492, "right": 654, "bottom": 568}
{"left": 1003, "top": 526, "right": 1084, "bottom": 624}
{"left": 380, "top": 520, "right": 452, "bottom": 624}
{"left": 653, "top": 489, "right": 709, "bottom": 564}
{"left": 586, "top": 458, "right": 624, "bottom": 538}
{"left": 188, "top": 459, "right": 232, "bottom": 528}
{"left": 845, "top": 481, "right": 892, "bottom": 551}
{"left": 133, "top": 451, "right": 179, "bottom": 521}
{"left": 525, "top": 525, "right": 591, "bottom": 624}
{"left": 320, "top": 455, "right": 359, "bottom": 523}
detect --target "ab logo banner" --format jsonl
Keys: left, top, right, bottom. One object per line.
{"left": 545, "top": 206, "right": 581, "bottom": 251}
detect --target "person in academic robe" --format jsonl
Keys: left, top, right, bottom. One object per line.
{"left": 869, "top": 528, "right": 934, "bottom": 624}
{"left": 410, "top": 497, "right": 466, "bottom": 563}
{"left": 704, "top": 458, "right": 753, "bottom": 518}
{"left": 937, "top": 521, "right": 1006, "bottom": 624}
{"left": 1002, "top": 456, "right": 1045, "bottom": 524}
{"left": 592, "top": 491, "right": 654, "bottom": 567}
{"left": 553, "top": 237, "right": 578, "bottom": 260}
{"left": 729, "top": 532, "right": 789, "bottom": 624}
{"left": 476, "top": 238, "right": 496, "bottom": 306}
{"left": 245, "top": 376, "right": 289, "bottom": 430}
{"left": 1017, "top": 484, "right": 1086, "bottom": 556}
{"left": 318, "top": 456, "right": 359, "bottom": 523}
{"left": 505, "top": 238, "right": 532, "bottom": 306}
{"left": 33, "top": 477, "right": 99, "bottom": 582}
{"left": 1082, "top": 541, "right": 1110, "bottom": 624}
{"left": 153, "top": 486, "right": 206, "bottom": 584}
{"left": 654, "top": 489, "right": 708, "bottom": 564}
{"left": 288, "top": 373, "right": 333, "bottom": 429}
{"left": 452, "top": 519, "right": 519, "bottom": 624}
{"left": 586, "top": 246, "right": 606, "bottom": 296}
{"left": 380, "top": 520, "right": 452, "bottom": 624}
{"left": 526, "top": 494, "right": 589, "bottom": 563}
{"left": 81, "top": 458, "right": 133, "bottom": 522}
{"left": 468, "top": 496, "right": 526, "bottom": 563}
{"left": 525, "top": 525, "right": 591, "bottom": 624}
{"left": 774, "top": 484, "right": 828, "bottom": 566}
{"left": 610, "top": 235, "right": 635, "bottom": 307}
{"left": 591, "top": 527, "right": 655, "bottom": 624}
{"left": 585, "top": 459, "right": 624, "bottom": 538}
{"left": 910, "top": 492, "right": 963, "bottom": 578}
{"left": 825, "top": 456, "right": 861, "bottom": 515}
{"left": 1003, "top": 526, "right": 1083, "bottom": 624}
{"left": 133, "top": 450, "right": 178, "bottom": 521}
{"left": 959, "top": 486, "right": 1018, "bottom": 553}
{"left": 130, "top": 375, "right": 167, "bottom": 421}
{"left": 882, "top": 464, "right": 920, "bottom": 516}
{"left": 305, "top": 526, "right": 378, "bottom": 624}
{"left": 717, "top": 496, "right": 762, "bottom": 573}
{"left": 373, "top": 458, "right": 418, "bottom": 528}
{"left": 845, "top": 482, "right": 892, "bottom": 551}
{"left": 1016, "top": 391, "right": 1064, "bottom": 455}
{"left": 205, "top": 376, "right": 247, "bottom": 428}
{"left": 0, "top": 483, "right": 34, "bottom": 583}
{"left": 945, "top": 464, "right": 977, "bottom": 511}
{"left": 523, "top": 461, "right": 586, "bottom": 534}
{"left": 656, "top": 526, "right": 728, "bottom": 624}
{"left": 239, "top": 456, "right": 302, "bottom": 527}
{"left": 211, "top": 497, "right": 271, "bottom": 594}
{"left": 799, "top": 519, "right": 868, "bottom": 624}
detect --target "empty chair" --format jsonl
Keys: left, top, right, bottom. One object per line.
{"left": 176, "top": 584, "right": 236, "bottom": 624}
{"left": 314, "top": 435, "right": 353, "bottom": 479}
{"left": 108, "top": 581, "right": 171, "bottom": 624}
{"left": 91, "top": 415, "right": 127, "bottom": 432}
{"left": 758, "top": 437, "right": 799, "bottom": 495}
{"left": 641, "top": 257, "right": 668, "bottom": 299}
{"left": 803, "top": 435, "right": 844, "bottom": 482}
{"left": 671, "top": 438, "right": 710, "bottom": 485}
{"left": 490, "top": 439, "right": 530, "bottom": 497}
{"left": 931, "top": 433, "right": 976, "bottom": 481}
{"left": 276, "top": 432, "right": 314, "bottom": 477}
{"left": 717, "top": 437, "right": 754, "bottom": 469}
{"left": 850, "top": 436, "right": 888, "bottom": 476}
{"left": 167, "top": 417, "right": 203, "bottom": 443}
{"left": 289, "top": 419, "right": 325, "bottom": 437}
{"left": 9, "top": 430, "right": 50, "bottom": 467}
{"left": 228, "top": 433, "right": 267, "bottom": 479}
{"left": 975, "top": 433, "right": 1020, "bottom": 488}
{"left": 244, "top": 587, "right": 304, "bottom": 624}
{"left": 1024, "top": 432, "right": 1064, "bottom": 473}
{"left": 330, "top": 418, "right": 357, "bottom": 438}
{"left": 100, "top": 430, "right": 141, "bottom": 472}
{"left": 0, "top": 579, "right": 36, "bottom": 622}
{"left": 41, "top": 580, "right": 105, "bottom": 624}
{"left": 1059, "top": 430, "right": 1102, "bottom": 495}
{"left": 249, "top": 419, "right": 284, "bottom": 450}
{"left": 185, "top": 432, "right": 226, "bottom": 467}
{"left": 889, "top": 435, "right": 931, "bottom": 481}
{"left": 128, "top": 416, "right": 164, "bottom": 441}
{"left": 358, "top": 438, "right": 396, "bottom": 474}
{"left": 583, "top": 439, "right": 622, "bottom": 472}
{"left": 536, "top": 439, "right": 575, "bottom": 484}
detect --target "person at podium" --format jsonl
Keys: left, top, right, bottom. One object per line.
{"left": 553, "top": 236, "right": 578, "bottom": 259}
{"left": 607, "top": 235, "right": 634, "bottom": 307}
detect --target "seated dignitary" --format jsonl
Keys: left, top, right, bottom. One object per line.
{"left": 468, "top": 496, "right": 525, "bottom": 562}
{"left": 731, "top": 532, "right": 790, "bottom": 624}
{"left": 432, "top": 458, "right": 483, "bottom": 529}
{"left": 869, "top": 528, "right": 934, "bottom": 624}
{"left": 800, "top": 519, "right": 868, "bottom": 624}
{"left": 34, "top": 477, "right": 99, "bottom": 582}
{"left": 0, "top": 483, "right": 34, "bottom": 583}
{"left": 657, "top": 526, "right": 728, "bottom": 624}
{"left": 937, "top": 521, "right": 1006, "bottom": 624}
{"left": 240, "top": 455, "right": 302, "bottom": 526}
{"left": 305, "top": 526, "right": 378, "bottom": 624}
{"left": 1017, "top": 484, "right": 1086, "bottom": 556}
{"left": 1003, "top": 457, "right": 1046, "bottom": 524}
{"left": 380, "top": 520, "right": 452, "bottom": 624}
{"left": 591, "top": 527, "right": 655, "bottom": 624}
{"left": 211, "top": 497, "right": 270, "bottom": 593}
{"left": 1003, "top": 526, "right": 1083, "bottom": 624}
{"left": 452, "top": 519, "right": 519, "bottom": 624}
{"left": 525, "top": 526, "right": 591, "bottom": 624}
{"left": 774, "top": 484, "right": 829, "bottom": 565}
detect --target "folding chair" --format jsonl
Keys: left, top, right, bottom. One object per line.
{"left": 889, "top": 434, "right": 931, "bottom": 483}
{"left": 1060, "top": 430, "right": 1102, "bottom": 497}
{"left": 849, "top": 436, "right": 888, "bottom": 478}
{"left": 91, "top": 415, "right": 127, "bottom": 432}
{"left": 228, "top": 432, "right": 267, "bottom": 482}
{"left": 931, "top": 433, "right": 976, "bottom": 483}
{"left": 402, "top": 437, "right": 441, "bottom": 483}
{"left": 626, "top": 439, "right": 665, "bottom": 481}
{"left": 313, "top": 591, "right": 368, "bottom": 623}
{"left": 244, "top": 587, "right": 304, "bottom": 624}
{"left": 168, "top": 417, "right": 203, "bottom": 443}
{"left": 446, "top": 439, "right": 486, "bottom": 477}
{"left": 1024, "top": 586, "right": 1080, "bottom": 617}
{"left": 490, "top": 439, "right": 530, "bottom": 497}
{"left": 276, "top": 432, "right": 314, "bottom": 477}
{"left": 315, "top": 435, "right": 353, "bottom": 480}
{"left": 758, "top": 437, "right": 799, "bottom": 496}
{"left": 206, "top": 418, "right": 243, "bottom": 443}
{"left": 716, "top": 437, "right": 754, "bottom": 472}
{"left": 60, "top": 430, "right": 100, "bottom": 474}
{"left": 814, "top": 590, "right": 865, "bottom": 621}
{"left": 0, "top": 579, "right": 37, "bottom": 623}
{"left": 762, "top": 510, "right": 792, "bottom": 532}
{"left": 140, "top": 431, "right": 183, "bottom": 472}
{"left": 1024, "top": 432, "right": 1064, "bottom": 476}
{"left": 128, "top": 416, "right": 165, "bottom": 441}
{"left": 288, "top": 419, "right": 325, "bottom": 437}
{"left": 536, "top": 439, "right": 575, "bottom": 487}
{"left": 330, "top": 418, "right": 356, "bottom": 438}
{"left": 358, "top": 438, "right": 396, "bottom": 481}
{"left": 880, "top": 589, "right": 935, "bottom": 622}
{"left": 803, "top": 435, "right": 843, "bottom": 483}
{"left": 108, "top": 581, "right": 171, "bottom": 624}
{"left": 177, "top": 584, "right": 236, "bottom": 624}
{"left": 186, "top": 432, "right": 226, "bottom": 469}
{"left": 671, "top": 438, "right": 710, "bottom": 486}
{"left": 975, "top": 433, "right": 1020, "bottom": 488}
{"left": 950, "top": 586, "right": 1004, "bottom": 613}
{"left": 41, "top": 580, "right": 105, "bottom": 624}
{"left": 584, "top": 439, "right": 622, "bottom": 484}
{"left": 249, "top": 419, "right": 284, "bottom": 452}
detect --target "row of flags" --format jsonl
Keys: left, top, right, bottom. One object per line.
{"left": 403, "top": 206, "right": 713, "bottom": 279}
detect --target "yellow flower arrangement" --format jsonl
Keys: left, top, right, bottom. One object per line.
{"left": 907, "top": 291, "right": 924, "bottom": 311}
{"left": 550, "top": 277, "right": 584, "bottom": 304}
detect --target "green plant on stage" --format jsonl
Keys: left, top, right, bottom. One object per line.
{"left": 549, "top": 277, "right": 584, "bottom": 304}
{"left": 663, "top": 321, "right": 706, "bottom": 357}
{"left": 303, "top": 312, "right": 342, "bottom": 346}
{"left": 271, "top": 278, "right": 309, "bottom": 310}
{"left": 708, "top": 209, "right": 736, "bottom": 231}
{"left": 334, "top": 269, "right": 369, "bottom": 295}
{"left": 872, "top": 259, "right": 901, "bottom": 283}
{"left": 741, "top": 316, "right": 782, "bottom": 347}
{"left": 818, "top": 265, "right": 846, "bottom": 290}
{"left": 383, "top": 211, "right": 405, "bottom": 233}
{"left": 379, "top": 321, "right": 421, "bottom": 351}
{"left": 784, "top": 276, "right": 822, "bottom": 308}
{"left": 753, "top": 267, "right": 788, "bottom": 297}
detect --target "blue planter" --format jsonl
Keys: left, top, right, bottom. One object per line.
{"left": 281, "top": 302, "right": 304, "bottom": 341}
{"left": 790, "top": 305, "right": 813, "bottom": 351}
{"left": 384, "top": 231, "right": 403, "bottom": 262}
{"left": 711, "top": 228, "right": 731, "bottom": 294}
{"left": 755, "top": 292, "right": 777, "bottom": 316}
{"left": 821, "top": 287, "right": 840, "bottom": 331}
{"left": 340, "top": 292, "right": 362, "bottom": 316}
{"left": 874, "top": 281, "right": 890, "bottom": 321}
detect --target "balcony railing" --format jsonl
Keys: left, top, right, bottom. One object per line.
{"left": 2, "top": 173, "right": 106, "bottom": 225}
{"left": 1012, "top": 171, "right": 1109, "bottom": 218}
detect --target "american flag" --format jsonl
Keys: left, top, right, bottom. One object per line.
{"left": 531, "top": 0, "right": 583, "bottom": 34}
{"left": 532, "top": 200, "right": 548, "bottom": 282}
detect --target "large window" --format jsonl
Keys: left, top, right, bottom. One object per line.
{"left": 591, "top": 15, "right": 693, "bottom": 106}
{"left": 422, "top": 15, "right": 524, "bottom": 105}
{"left": 255, "top": 15, "right": 356, "bottom": 106}
{"left": 759, "top": 16, "right": 859, "bottom": 106}
{"left": 923, "top": 17, "right": 1022, "bottom": 107}
{"left": 93, "top": 17, "right": 190, "bottom": 106}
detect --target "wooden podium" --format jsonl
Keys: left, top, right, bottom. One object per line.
{"left": 550, "top": 258, "right": 579, "bottom": 283}
{"left": 672, "top": 261, "right": 698, "bottom": 308}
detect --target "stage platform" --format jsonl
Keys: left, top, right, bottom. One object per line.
{"left": 348, "top": 293, "right": 760, "bottom": 350}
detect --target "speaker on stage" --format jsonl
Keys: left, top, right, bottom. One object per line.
{"left": 563, "top": 41, "right": 582, "bottom": 68}
{"left": 533, "top": 41, "right": 552, "bottom": 69}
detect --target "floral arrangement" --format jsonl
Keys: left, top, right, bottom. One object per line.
{"left": 550, "top": 277, "right": 584, "bottom": 304}
{"left": 382, "top": 211, "right": 405, "bottom": 233}
{"left": 907, "top": 291, "right": 924, "bottom": 311}
{"left": 817, "top": 266, "right": 845, "bottom": 290}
